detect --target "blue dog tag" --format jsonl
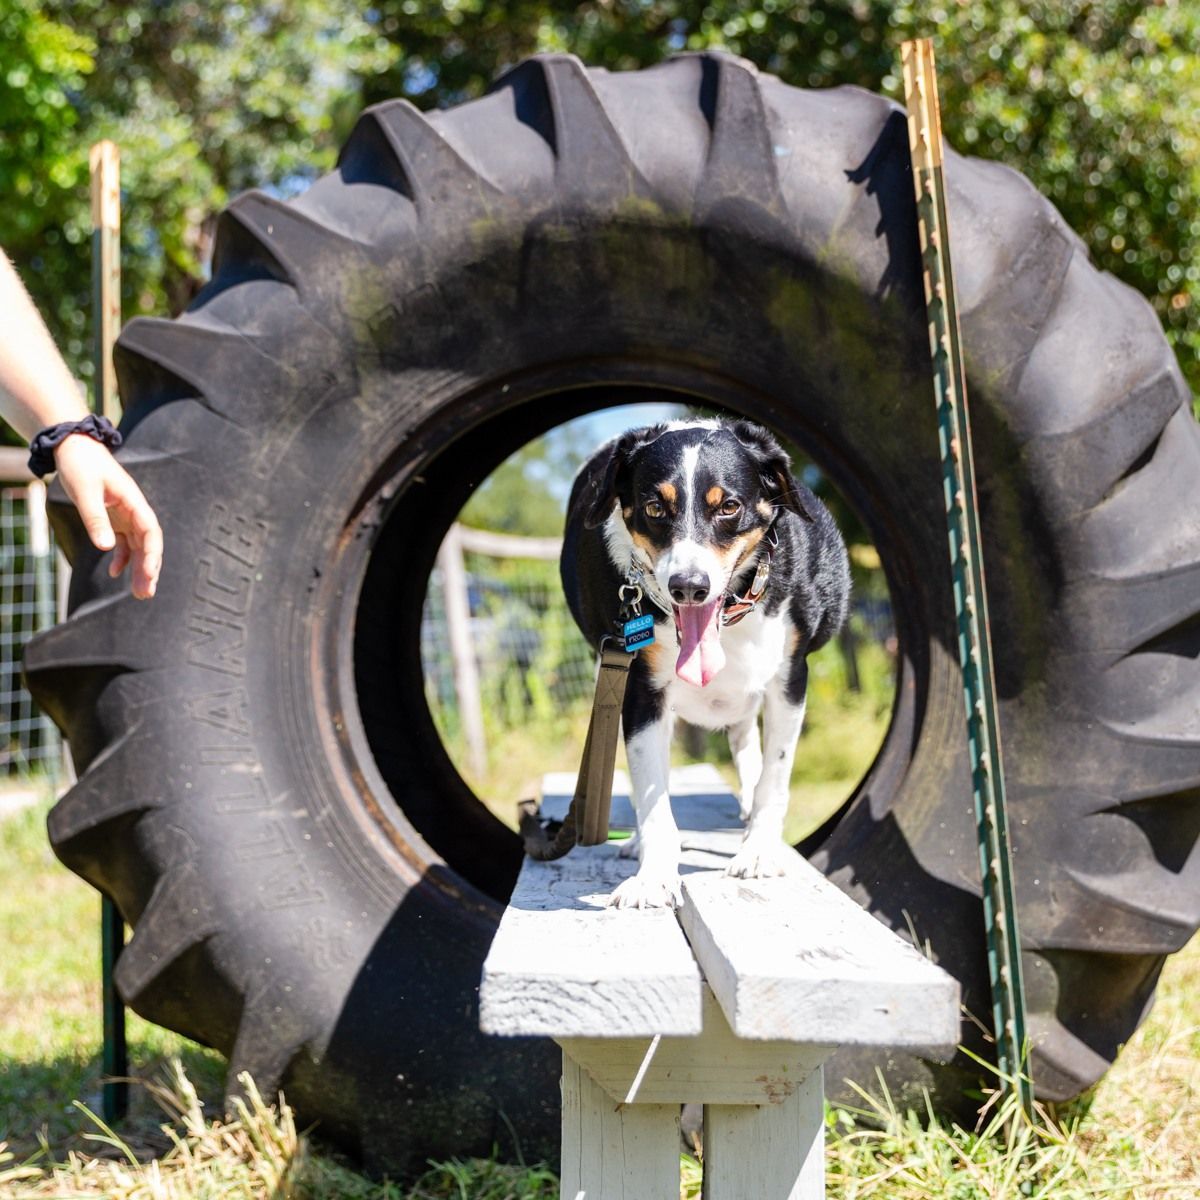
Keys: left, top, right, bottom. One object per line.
{"left": 622, "top": 613, "right": 655, "bottom": 652}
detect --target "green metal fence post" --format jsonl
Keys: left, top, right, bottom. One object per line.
{"left": 901, "top": 38, "right": 1034, "bottom": 1117}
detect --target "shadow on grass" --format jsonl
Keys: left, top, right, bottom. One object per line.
{"left": 0, "top": 1036, "right": 226, "bottom": 1159}
{"left": 2, "top": 1049, "right": 562, "bottom": 1200}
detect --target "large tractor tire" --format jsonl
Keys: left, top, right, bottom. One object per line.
{"left": 26, "top": 53, "right": 1200, "bottom": 1173}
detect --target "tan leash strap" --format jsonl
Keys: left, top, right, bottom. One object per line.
{"left": 521, "top": 645, "right": 632, "bottom": 860}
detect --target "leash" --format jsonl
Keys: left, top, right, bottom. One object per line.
{"left": 519, "top": 643, "right": 632, "bottom": 859}
{"left": 520, "top": 576, "right": 654, "bottom": 860}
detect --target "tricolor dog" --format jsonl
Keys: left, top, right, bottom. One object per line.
{"left": 561, "top": 419, "right": 850, "bottom": 908}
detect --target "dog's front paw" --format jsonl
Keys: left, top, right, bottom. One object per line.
{"left": 608, "top": 867, "right": 683, "bottom": 909}
{"left": 725, "top": 837, "right": 793, "bottom": 880}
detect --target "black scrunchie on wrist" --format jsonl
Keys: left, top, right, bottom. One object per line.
{"left": 28, "top": 414, "right": 123, "bottom": 478}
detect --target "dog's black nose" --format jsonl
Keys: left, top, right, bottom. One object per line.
{"left": 669, "top": 570, "right": 711, "bottom": 605}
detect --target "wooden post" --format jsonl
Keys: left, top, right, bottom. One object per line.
{"left": 702, "top": 1068, "right": 825, "bottom": 1200}
{"left": 90, "top": 139, "right": 127, "bottom": 1124}
{"left": 559, "top": 1051, "right": 682, "bottom": 1200}
{"left": 437, "top": 524, "right": 487, "bottom": 780}
{"left": 89, "top": 140, "right": 121, "bottom": 423}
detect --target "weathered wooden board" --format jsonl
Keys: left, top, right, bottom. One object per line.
{"left": 678, "top": 861, "right": 961, "bottom": 1048}
{"left": 486, "top": 769, "right": 962, "bottom": 1199}
{"left": 479, "top": 843, "right": 703, "bottom": 1038}
{"left": 486, "top": 771, "right": 959, "bottom": 1050}
{"left": 482, "top": 767, "right": 741, "bottom": 1039}
{"left": 559, "top": 986, "right": 830, "bottom": 1106}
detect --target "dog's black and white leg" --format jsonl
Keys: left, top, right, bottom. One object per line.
{"left": 727, "top": 710, "right": 763, "bottom": 824}
{"left": 727, "top": 664, "right": 807, "bottom": 879}
{"left": 610, "top": 665, "right": 683, "bottom": 909}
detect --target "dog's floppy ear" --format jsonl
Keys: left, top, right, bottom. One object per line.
{"left": 581, "top": 425, "right": 662, "bottom": 529}
{"left": 730, "top": 420, "right": 818, "bottom": 523}
{"left": 582, "top": 430, "right": 637, "bottom": 529}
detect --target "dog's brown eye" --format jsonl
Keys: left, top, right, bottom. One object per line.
{"left": 644, "top": 500, "right": 667, "bottom": 520}
{"left": 719, "top": 498, "right": 742, "bottom": 517}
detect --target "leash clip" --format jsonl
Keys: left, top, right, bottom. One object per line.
{"left": 616, "top": 567, "right": 655, "bottom": 653}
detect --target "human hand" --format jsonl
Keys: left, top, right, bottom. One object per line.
{"left": 52, "top": 434, "right": 163, "bottom": 599}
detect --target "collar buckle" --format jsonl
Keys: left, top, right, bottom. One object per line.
{"left": 722, "top": 523, "right": 779, "bottom": 627}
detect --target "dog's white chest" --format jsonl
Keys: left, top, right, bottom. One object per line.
{"left": 653, "top": 609, "right": 791, "bottom": 730}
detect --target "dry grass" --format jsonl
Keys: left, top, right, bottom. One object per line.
{"left": 1, "top": 937, "right": 1194, "bottom": 1199}
{"left": 2, "top": 1065, "right": 305, "bottom": 1199}
{"left": 2, "top": 780, "right": 1196, "bottom": 1197}
{"left": 1, "top": 1061, "right": 557, "bottom": 1199}
{"left": 824, "top": 934, "right": 1200, "bottom": 1199}
{"left": 1068, "top": 931, "right": 1200, "bottom": 1195}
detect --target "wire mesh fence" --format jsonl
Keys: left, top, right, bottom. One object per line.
{"left": 422, "top": 525, "right": 895, "bottom": 767}
{"left": 423, "top": 528, "right": 596, "bottom": 777}
{"left": 2, "top": 491, "right": 891, "bottom": 797}
{"left": 0, "top": 481, "right": 63, "bottom": 783}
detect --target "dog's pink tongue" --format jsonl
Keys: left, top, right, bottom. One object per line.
{"left": 675, "top": 599, "right": 725, "bottom": 687}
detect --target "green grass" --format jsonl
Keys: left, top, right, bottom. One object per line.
{"left": 441, "top": 632, "right": 897, "bottom": 842}
{"left": 0, "top": 800, "right": 227, "bottom": 1156}
{"left": 3, "top": 792, "right": 1197, "bottom": 1198}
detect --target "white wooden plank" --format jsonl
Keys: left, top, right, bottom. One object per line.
{"left": 679, "top": 860, "right": 961, "bottom": 1048}
{"left": 539, "top": 764, "right": 742, "bottom": 832}
{"left": 560, "top": 1050, "right": 681, "bottom": 1200}
{"left": 559, "top": 987, "right": 831, "bottom": 1106}
{"left": 480, "top": 844, "right": 702, "bottom": 1037}
{"left": 701, "top": 1066, "right": 825, "bottom": 1200}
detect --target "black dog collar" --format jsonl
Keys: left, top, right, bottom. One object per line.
{"left": 28, "top": 414, "right": 123, "bottom": 478}
{"left": 722, "top": 523, "right": 780, "bottom": 626}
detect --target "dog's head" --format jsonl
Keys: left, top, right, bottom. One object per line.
{"left": 584, "top": 419, "right": 816, "bottom": 685}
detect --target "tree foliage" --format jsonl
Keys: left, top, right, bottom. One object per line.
{"left": 2, "top": 1, "right": 1197, "bottom": 414}
{"left": 459, "top": 420, "right": 594, "bottom": 536}
{"left": 1, "top": 0, "right": 395, "bottom": 405}
{"left": 0, "top": 0, "right": 95, "bottom": 407}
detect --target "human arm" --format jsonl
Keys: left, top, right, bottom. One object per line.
{"left": 0, "top": 248, "right": 161, "bottom": 598}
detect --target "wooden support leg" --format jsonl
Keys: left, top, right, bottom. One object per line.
{"left": 701, "top": 1065, "right": 825, "bottom": 1200}
{"left": 559, "top": 1049, "right": 681, "bottom": 1200}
